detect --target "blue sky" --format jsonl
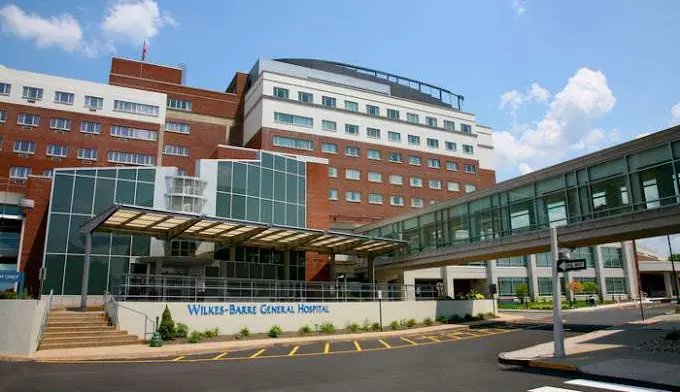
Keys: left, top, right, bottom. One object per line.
{"left": 1, "top": 0, "right": 679, "bottom": 254}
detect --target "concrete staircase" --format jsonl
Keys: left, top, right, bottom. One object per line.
{"left": 39, "top": 310, "right": 141, "bottom": 350}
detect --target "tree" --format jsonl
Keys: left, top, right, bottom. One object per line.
{"left": 515, "top": 283, "right": 528, "bottom": 305}
{"left": 159, "top": 305, "right": 176, "bottom": 340}
{"left": 669, "top": 254, "right": 680, "bottom": 262}
{"left": 582, "top": 281, "right": 599, "bottom": 295}
{"left": 566, "top": 281, "right": 584, "bottom": 306}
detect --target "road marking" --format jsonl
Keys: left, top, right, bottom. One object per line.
{"left": 400, "top": 337, "right": 418, "bottom": 345}
{"left": 212, "top": 352, "right": 228, "bottom": 360}
{"left": 287, "top": 346, "right": 299, "bottom": 357}
{"left": 425, "top": 336, "right": 441, "bottom": 342}
{"left": 353, "top": 341, "right": 362, "bottom": 351}
{"left": 250, "top": 349, "right": 265, "bottom": 358}
{"left": 447, "top": 334, "right": 461, "bottom": 339}
{"left": 171, "top": 356, "right": 185, "bottom": 361}
{"left": 528, "top": 387, "right": 581, "bottom": 392}
{"left": 378, "top": 339, "right": 391, "bottom": 348}
{"left": 324, "top": 342, "right": 330, "bottom": 354}
{"left": 565, "top": 379, "right": 670, "bottom": 392}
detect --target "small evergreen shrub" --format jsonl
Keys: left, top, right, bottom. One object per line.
{"left": 370, "top": 322, "right": 381, "bottom": 331}
{"left": 347, "top": 322, "right": 360, "bottom": 333}
{"left": 174, "top": 323, "right": 189, "bottom": 338}
{"left": 299, "top": 325, "right": 312, "bottom": 335}
{"left": 390, "top": 320, "right": 400, "bottom": 330}
{"left": 449, "top": 314, "right": 462, "bottom": 323}
{"left": 320, "top": 322, "right": 336, "bottom": 333}
{"left": 240, "top": 327, "right": 250, "bottom": 337}
{"left": 424, "top": 317, "right": 433, "bottom": 326}
{"left": 159, "top": 305, "right": 176, "bottom": 340}
{"left": 188, "top": 331, "right": 203, "bottom": 343}
{"left": 436, "top": 316, "right": 449, "bottom": 324}
{"left": 202, "top": 328, "right": 219, "bottom": 338}
{"left": 463, "top": 313, "right": 473, "bottom": 322}
{"left": 406, "top": 318, "right": 417, "bottom": 328}
{"left": 268, "top": 325, "right": 283, "bottom": 338}
{"left": 360, "top": 319, "right": 371, "bottom": 331}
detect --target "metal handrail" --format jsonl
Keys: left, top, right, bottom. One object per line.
{"left": 104, "top": 291, "right": 157, "bottom": 341}
{"left": 36, "top": 289, "right": 53, "bottom": 349}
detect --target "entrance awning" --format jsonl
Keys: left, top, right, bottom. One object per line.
{"left": 81, "top": 204, "right": 407, "bottom": 257}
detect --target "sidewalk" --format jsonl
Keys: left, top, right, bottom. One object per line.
{"left": 498, "top": 313, "right": 680, "bottom": 390}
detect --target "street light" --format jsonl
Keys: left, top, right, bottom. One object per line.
{"left": 667, "top": 234, "right": 680, "bottom": 304}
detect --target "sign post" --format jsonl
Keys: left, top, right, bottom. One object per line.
{"left": 551, "top": 227, "right": 566, "bottom": 358}
{"left": 377, "top": 290, "right": 383, "bottom": 331}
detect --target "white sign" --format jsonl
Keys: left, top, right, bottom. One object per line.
{"left": 377, "top": 290, "right": 383, "bottom": 300}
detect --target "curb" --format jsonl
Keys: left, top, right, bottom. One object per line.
{"left": 0, "top": 355, "right": 37, "bottom": 363}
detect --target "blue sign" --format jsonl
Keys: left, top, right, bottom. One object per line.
{"left": 187, "top": 303, "right": 330, "bottom": 316}
{"left": 0, "top": 271, "right": 23, "bottom": 283}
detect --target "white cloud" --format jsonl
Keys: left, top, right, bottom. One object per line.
{"left": 499, "top": 82, "right": 550, "bottom": 113}
{"left": 0, "top": 4, "right": 83, "bottom": 52}
{"left": 499, "top": 90, "right": 524, "bottom": 112}
{"left": 101, "top": 0, "right": 177, "bottom": 45}
{"left": 528, "top": 83, "right": 549, "bottom": 103}
{"left": 512, "top": 0, "right": 527, "bottom": 17}
{"left": 518, "top": 163, "right": 534, "bottom": 175}
{"left": 672, "top": 102, "right": 680, "bottom": 124}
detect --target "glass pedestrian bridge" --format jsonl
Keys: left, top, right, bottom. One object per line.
{"left": 357, "top": 125, "right": 680, "bottom": 271}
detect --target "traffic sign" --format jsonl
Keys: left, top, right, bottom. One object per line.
{"left": 557, "top": 258, "right": 587, "bottom": 272}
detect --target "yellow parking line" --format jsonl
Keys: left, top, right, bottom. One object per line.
{"left": 171, "top": 356, "right": 185, "bottom": 361}
{"left": 400, "top": 337, "right": 418, "bottom": 346}
{"left": 212, "top": 352, "right": 228, "bottom": 360}
{"left": 426, "top": 336, "right": 441, "bottom": 342}
{"left": 250, "top": 349, "right": 265, "bottom": 358}
{"left": 378, "top": 339, "right": 391, "bottom": 348}
{"left": 288, "top": 346, "right": 299, "bottom": 356}
{"left": 324, "top": 342, "right": 330, "bottom": 354}
{"left": 353, "top": 341, "right": 362, "bottom": 352}
{"left": 447, "top": 334, "right": 461, "bottom": 339}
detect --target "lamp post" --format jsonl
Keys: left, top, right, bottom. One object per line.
{"left": 667, "top": 234, "right": 680, "bottom": 304}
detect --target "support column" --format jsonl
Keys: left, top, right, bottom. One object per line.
{"left": 664, "top": 273, "right": 674, "bottom": 298}
{"left": 154, "top": 258, "right": 164, "bottom": 275}
{"left": 485, "top": 259, "right": 497, "bottom": 297}
{"left": 621, "top": 241, "right": 638, "bottom": 299}
{"left": 527, "top": 254, "right": 539, "bottom": 301}
{"left": 79, "top": 232, "right": 92, "bottom": 310}
{"left": 441, "top": 267, "right": 454, "bottom": 298}
{"left": 328, "top": 254, "right": 336, "bottom": 282}
{"left": 367, "top": 257, "right": 375, "bottom": 284}
{"left": 283, "top": 251, "right": 290, "bottom": 281}
{"left": 595, "top": 245, "right": 608, "bottom": 300}
{"left": 229, "top": 246, "right": 236, "bottom": 262}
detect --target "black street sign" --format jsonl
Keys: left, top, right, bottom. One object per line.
{"left": 557, "top": 258, "right": 587, "bottom": 272}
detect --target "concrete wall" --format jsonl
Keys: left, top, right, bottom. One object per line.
{"left": 111, "top": 300, "right": 494, "bottom": 339}
{"left": 0, "top": 299, "right": 46, "bottom": 356}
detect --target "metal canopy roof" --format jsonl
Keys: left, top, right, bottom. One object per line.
{"left": 81, "top": 204, "right": 406, "bottom": 257}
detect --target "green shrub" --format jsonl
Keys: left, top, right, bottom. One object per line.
{"left": 406, "top": 318, "right": 417, "bottom": 328}
{"left": 485, "top": 312, "right": 495, "bottom": 319}
{"left": 268, "top": 325, "right": 282, "bottom": 338}
{"left": 360, "top": 319, "right": 371, "bottom": 331}
{"left": 299, "top": 325, "right": 312, "bottom": 335}
{"left": 436, "top": 316, "right": 449, "bottom": 324}
{"left": 174, "top": 323, "right": 189, "bottom": 338}
{"left": 390, "top": 320, "right": 400, "bottom": 330}
{"left": 476, "top": 313, "right": 486, "bottom": 320}
{"left": 159, "top": 305, "right": 176, "bottom": 340}
{"left": 240, "top": 327, "right": 250, "bottom": 337}
{"left": 424, "top": 317, "right": 433, "bottom": 326}
{"left": 463, "top": 314, "right": 473, "bottom": 322}
{"left": 370, "top": 322, "right": 381, "bottom": 331}
{"left": 347, "top": 322, "right": 360, "bottom": 333}
{"left": 188, "top": 331, "right": 203, "bottom": 343}
{"left": 399, "top": 319, "right": 408, "bottom": 328}
{"left": 449, "top": 314, "right": 461, "bottom": 323}
{"left": 320, "top": 322, "right": 336, "bottom": 333}
{"left": 202, "top": 328, "right": 219, "bottom": 338}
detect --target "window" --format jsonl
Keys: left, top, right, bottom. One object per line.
{"left": 345, "top": 191, "right": 361, "bottom": 203}
{"left": 22, "top": 86, "right": 43, "bottom": 100}
{"left": 463, "top": 144, "right": 474, "bottom": 155}
{"left": 602, "top": 247, "right": 624, "bottom": 268}
{"left": 328, "top": 167, "right": 338, "bottom": 178}
{"left": 328, "top": 189, "right": 338, "bottom": 200}
{"left": 605, "top": 277, "right": 626, "bottom": 294}
{"left": 408, "top": 156, "right": 422, "bottom": 166}
{"left": 273, "top": 87, "right": 289, "bottom": 99}
{"left": 428, "top": 158, "right": 441, "bottom": 168}
{"left": 115, "top": 100, "right": 160, "bottom": 116}
{"left": 447, "top": 182, "right": 460, "bottom": 192}
{"left": 537, "top": 277, "right": 569, "bottom": 296}
{"left": 367, "top": 128, "right": 381, "bottom": 139}
{"left": 9, "top": 167, "right": 31, "bottom": 180}
{"left": 50, "top": 118, "right": 71, "bottom": 131}
{"left": 84, "top": 95, "right": 104, "bottom": 109}
{"left": 322, "top": 96, "right": 336, "bottom": 107}
{"left": 408, "top": 134, "right": 420, "bottom": 145}
{"left": 164, "top": 144, "right": 190, "bottom": 156}
{"left": 410, "top": 176, "right": 423, "bottom": 188}
{"left": 426, "top": 116, "right": 437, "bottom": 127}
{"left": 80, "top": 121, "right": 101, "bottom": 134}
{"left": 345, "top": 124, "right": 359, "bottom": 135}
{"left": 465, "top": 184, "right": 476, "bottom": 193}
{"left": 427, "top": 138, "right": 439, "bottom": 149}
{"left": 0, "top": 110, "right": 6, "bottom": 123}
{"left": 46, "top": 144, "right": 68, "bottom": 158}
{"left": 345, "top": 146, "right": 360, "bottom": 157}
{"left": 272, "top": 135, "right": 313, "bottom": 150}
{"left": 368, "top": 172, "right": 382, "bottom": 183}
{"left": 366, "top": 104, "right": 379, "bottom": 116}
{"left": 429, "top": 179, "right": 442, "bottom": 190}
{"left": 107, "top": 151, "right": 155, "bottom": 166}
{"left": 387, "top": 109, "right": 400, "bottom": 119}
{"left": 0, "top": 82, "right": 10, "bottom": 95}
{"left": 165, "top": 121, "right": 191, "bottom": 134}
{"left": 345, "top": 169, "right": 361, "bottom": 180}
{"left": 17, "top": 113, "right": 40, "bottom": 126}
{"left": 406, "top": 113, "right": 419, "bottom": 123}
{"left": 274, "top": 112, "right": 313, "bottom": 127}
{"left": 54, "top": 91, "right": 74, "bottom": 105}
{"left": 167, "top": 98, "right": 192, "bottom": 111}
{"left": 298, "top": 91, "right": 313, "bottom": 103}
{"left": 447, "top": 161, "right": 459, "bottom": 171}
{"left": 498, "top": 277, "right": 529, "bottom": 297}
{"left": 411, "top": 197, "right": 424, "bottom": 208}
{"left": 13, "top": 141, "right": 36, "bottom": 154}
{"left": 368, "top": 193, "right": 384, "bottom": 205}
{"left": 321, "top": 143, "right": 337, "bottom": 154}
{"left": 445, "top": 141, "right": 457, "bottom": 151}
{"left": 111, "top": 125, "right": 157, "bottom": 141}
{"left": 345, "top": 100, "right": 358, "bottom": 111}
{"left": 367, "top": 149, "right": 381, "bottom": 160}
{"left": 461, "top": 124, "right": 472, "bottom": 134}
{"left": 464, "top": 164, "right": 477, "bottom": 174}
{"left": 389, "top": 175, "right": 403, "bottom": 185}
{"left": 388, "top": 152, "right": 402, "bottom": 163}
{"left": 390, "top": 196, "right": 404, "bottom": 206}
{"left": 388, "top": 131, "right": 401, "bottom": 142}
{"left": 322, "top": 120, "right": 337, "bottom": 132}
{"left": 78, "top": 148, "right": 97, "bottom": 161}
{"left": 444, "top": 120, "right": 455, "bottom": 131}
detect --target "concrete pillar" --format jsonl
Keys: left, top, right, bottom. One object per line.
{"left": 485, "top": 259, "right": 497, "bottom": 297}
{"left": 367, "top": 257, "right": 375, "bottom": 284}
{"left": 283, "top": 251, "right": 290, "bottom": 281}
{"left": 527, "top": 254, "right": 539, "bottom": 301}
{"left": 441, "top": 266, "right": 454, "bottom": 298}
{"left": 79, "top": 232, "right": 92, "bottom": 310}
{"left": 154, "top": 258, "right": 163, "bottom": 275}
{"left": 401, "top": 271, "right": 416, "bottom": 301}
{"left": 620, "top": 241, "right": 638, "bottom": 299}
{"left": 664, "top": 273, "right": 674, "bottom": 298}
{"left": 229, "top": 246, "right": 236, "bottom": 262}
{"left": 328, "top": 254, "right": 336, "bottom": 282}
{"left": 595, "top": 246, "right": 608, "bottom": 300}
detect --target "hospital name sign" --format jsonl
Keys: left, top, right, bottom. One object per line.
{"left": 187, "top": 303, "right": 330, "bottom": 316}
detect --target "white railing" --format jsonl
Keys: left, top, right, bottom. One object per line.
{"left": 35, "top": 289, "right": 53, "bottom": 348}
